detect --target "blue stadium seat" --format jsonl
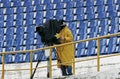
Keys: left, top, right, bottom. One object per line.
{"left": 66, "top": 14, "right": 74, "bottom": 21}
{"left": 0, "top": 15, "right": 4, "bottom": 27}
{"left": 90, "top": 20, "right": 98, "bottom": 27}
{"left": 76, "top": 0, "right": 84, "bottom": 7}
{"left": 36, "top": 50, "right": 46, "bottom": 61}
{"left": 34, "top": 0, "right": 42, "bottom": 5}
{"left": 100, "top": 39, "right": 107, "bottom": 46}
{"left": 6, "top": 14, "right": 14, "bottom": 22}
{"left": 86, "top": 6, "right": 94, "bottom": 13}
{"left": 99, "top": 25, "right": 109, "bottom": 36}
{"left": 76, "top": 7, "right": 84, "bottom": 15}
{"left": 69, "top": 22, "right": 77, "bottom": 40}
{"left": 100, "top": 45, "right": 107, "bottom": 54}
{"left": 107, "top": 4, "right": 116, "bottom": 12}
{"left": 110, "top": 24, "right": 119, "bottom": 34}
{"left": 86, "top": 12, "right": 95, "bottom": 20}
{"left": 108, "top": 44, "right": 116, "bottom": 54}
{"left": 56, "top": 3, "right": 64, "bottom": 9}
{"left": 100, "top": 19, "right": 108, "bottom": 26}
{"left": 97, "top": 11, "right": 106, "bottom": 19}
{"left": 14, "top": 53, "right": 24, "bottom": 63}
{"left": 16, "top": 20, "right": 23, "bottom": 26}
{"left": 23, "top": 0, "right": 32, "bottom": 6}
{"left": 110, "top": 17, "right": 119, "bottom": 25}
{"left": 16, "top": 7, "right": 24, "bottom": 13}
{"left": 16, "top": 13, "right": 24, "bottom": 20}
{"left": 77, "top": 48, "right": 86, "bottom": 57}
{"left": 36, "top": 5, "right": 44, "bottom": 11}
{"left": 3, "top": 1, "right": 11, "bottom": 7}
{"left": 25, "top": 52, "right": 35, "bottom": 62}
{"left": 6, "top": 8, "right": 14, "bottom": 14}
{"left": 96, "top": 0, "right": 104, "bottom": 5}
{"left": 26, "top": 26, "right": 35, "bottom": 34}
{"left": 79, "top": 34, "right": 87, "bottom": 40}
{"left": 89, "top": 32, "right": 97, "bottom": 38}
{"left": 105, "top": 0, "right": 114, "bottom": 5}
{"left": 86, "top": 0, "right": 94, "bottom": 6}
{"left": 0, "top": 8, "right": 3, "bottom": 14}
{"left": 96, "top": 5, "right": 105, "bottom": 12}
{"left": 4, "top": 54, "right": 13, "bottom": 64}
{"left": 35, "top": 11, "right": 43, "bottom": 25}
{"left": 26, "top": 13, "right": 34, "bottom": 25}
{"left": 46, "top": 4, "right": 54, "bottom": 10}
{"left": 76, "top": 14, "right": 84, "bottom": 21}
{"left": 46, "top": 10, "right": 54, "bottom": 20}
{"left": 66, "top": 1, "right": 74, "bottom": 8}
{"left": 107, "top": 10, "right": 117, "bottom": 18}
{"left": 117, "top": 0, "right": 120, "bottom": 4}
{"left": 87, "top": 46, "right": 96, "bottom": 56}
{"left": 62, "top": 0, "right": 71, "bottom": 3}
{"left": 66, "top": 9, "right": 74, "bottom": 15}
{"left": 53, "top": 0, "right": 61, "bottom": 3}
{"left": 43, "top": 0, "right": 51, "bottom": 4}
{"left": 26, "top": 6, "right": 34, "bottom": 12}
{"left": 55, "top": 9, "right": 64, "bottom": 20}
{"left": 13, "top": 0, "right": 22, "bottom": 7}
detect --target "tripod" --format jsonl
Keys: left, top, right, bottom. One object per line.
{"left": 30, "top": 50, "right": 44, "bottom": 79}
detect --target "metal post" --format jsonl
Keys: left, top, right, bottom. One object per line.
{"left": 2, "top": 53, "right": 4, "bottom": 79}
{"left": 30, "top": 52, "right": 33, "bottom": 77}
{"left": 73, "top": 58, "right": 75, "bottom": 75}
{"left": 49, "top": 48, "right": 52, "bottom": 78}
{"left": 97, "top": 39, "right": 100, "bottom": 72}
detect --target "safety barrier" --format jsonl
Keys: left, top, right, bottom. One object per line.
{"left": 0, "top": 32, "right": 120, "bottom": 79}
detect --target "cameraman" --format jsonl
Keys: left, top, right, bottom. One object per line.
{"left": 55, "top": 24, "right": 75, "bottom": 76}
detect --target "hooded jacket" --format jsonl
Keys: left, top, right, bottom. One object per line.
{"left": 55, "top": 26, "right": 75, "bottom": 66}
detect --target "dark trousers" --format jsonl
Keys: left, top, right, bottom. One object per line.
{"left": 60, "top": 65, "right": 72, "bottom": 76}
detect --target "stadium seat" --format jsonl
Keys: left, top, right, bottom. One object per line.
{"left": 14, "top": 53, "right": 24, "bottom": 63}
{"left": 13, "top": 0, "right": 22, "bottom": 7}
{"left": 89, "top": 32, "right": 97, "bottom": 38}
{"left": 97, "top": 11, "right": 106, "bottom": 19}
{"left": 76, "top": 14, "right": 84, "bottom": 20}
{"left": 66, "top": 1, "right": 74, "bottom": 8}
{"left": 23, "top": 0, "right": 32, "bottom": 6}
{"left": 26, "top": 6, "right": 34, "bottom": 12}
{"left": 77, "top": 48, "right": 86, "bottom": 57}
{"left": 55, "top": 9, "right": 64, "bottom": 20}
{"left": 56, "top": 3, "right": 64, "bottom": 9}
{"left": 76, "top": 7, "right": 84, "bottom": 15}
{"left": 65, "top": 14, "right": 74, "bottom": 21}
{"left": 62, "top": 0, "right": 71, "bottom": 3}
{"left": 86, "top": 0, "right": 94, "bottom": 6}
{"left": 0, "top": 8, "right": 3, "bottom": 15}
{"left": 96, "top": 5, "right": 105, "bottom": 12}
{"left": 100, "top": 45, "right": 107, "bottom": 54}
{"left": 117, "top": 0, "right": 120, "bottom": 4}
{"left": 16, "top": 13, "right": 24, "bottom": 21}
{"left": 87, "top": 46, "right": 96, "bottom": 56}
{"left": 107, "top": 10, "right": 117, "bottom": 18}
{"left": 16, "top": 7, "right": 24, "bottom": 13}
{"left": 89, "top": 20, "right": 98, "bottom": 27}
{"left": 34, "top": 0, "right": 42, "bottom": 5}
{"left": 25, "top": 52, "right": 35, "bottom": 62}
{"left": 107, "top": 4, "right": 116, "bottom": 12}
{"left": 43, "top": 0, "right": 51, "bottom": 4}
{"left": 3, "top": 1, "right": 11, "bottom": 7}
{"left": 76, "top": 0, "right": 84, "bottom": 7}
{"left": 79, "top": 34, "right": 87, "bottom": 40}
{"left": 46, "top": 4, "right": 54, "bottom": 10}
{"left": 110, "top": 24, "right": 119, "bottom": 34}
{"left": 96, "top": 0, "right": 104, "bottom": 5}
{"left": 99, "top": 25, "right": 109, "bottom": 36}
{"left": 4, "top": 54, "right": 13, "bottom": 64}
{"left": 6, "top": 8, "right": 14, "bottom": 14}
{"left": 46, "top": 10, "right": 54, "bottom": 20}
{"left": 26, "top": 26, "right": 35, "bottom": 34}
{"left": 53, "top": 0, "right": 61, "bottom": 3}
{"left": 100, "top": 19, "right": 108, "bottom": 26}
{"left": 110, "top": 17, "right": 119, "bottom": 25}
{"left": 36, "top": 5, "right": 44, "bottom": 11}
{"left": 105, "top": 0, "right": 114, "bottom": 5}
{"left": 69, "top": 22, "right": 77, "bottom": 40}
{"left": 86, "top": 12, "right": 95, "bottom": 20}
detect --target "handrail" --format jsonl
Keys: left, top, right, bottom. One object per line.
{"left": 0, "top": 32, "right": 120, "bottom": 55}
{"left": 0, "top": 32, "right": 120, "bottom": 79}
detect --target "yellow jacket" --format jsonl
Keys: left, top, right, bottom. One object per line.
{"left": 55, "top": 26, "right": 75, "bottom": 66}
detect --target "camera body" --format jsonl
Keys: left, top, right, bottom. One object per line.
{"left": 36, "top": 19, "right": 65, "bottom": 46}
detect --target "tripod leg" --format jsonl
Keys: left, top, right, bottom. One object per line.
{"left": 47, "top": 57, "right": 50, "bottom": 78}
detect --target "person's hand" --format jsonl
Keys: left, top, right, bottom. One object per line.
{"left": 60, "top": 37, "right": 65, "bottom": 41}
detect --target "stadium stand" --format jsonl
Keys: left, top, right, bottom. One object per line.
{"left": 0, "top": 0, "right": 120, "bottom": 64}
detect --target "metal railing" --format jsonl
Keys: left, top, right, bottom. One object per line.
{"left": 0, "top": 32, "right": 120, "bottom": 79}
